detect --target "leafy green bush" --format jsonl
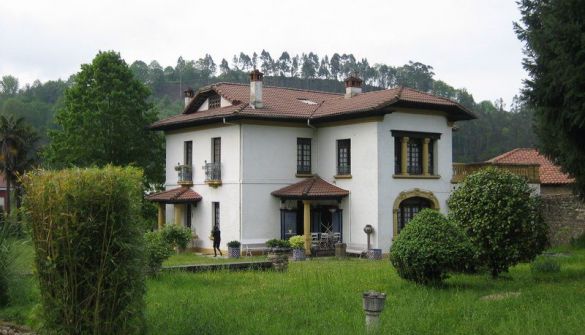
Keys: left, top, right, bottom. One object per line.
{"left": 390, "top": 209, "right": 474, "bottom": 284}
{"left": 161, "top": 224, "right": 192, "bottom": 250}
{"left": 144, "top": 231, "right": 174, "bottom": 276}
{"left": 0, "top": 222, "right": 11, "bottom": 307}
{"left": 22, "top": 166, "right": 146, "bottom": 334}
{"left": 289, "top": 235, "right": 305, "bottom": 250}
{"left": 227, "top": 240, "right": 241, "bottom": 248}
{"left": 266, "top": 239, "right": 291, "bottom": 249}
{"left": 570, "top": 232, "right": 585, "bottom": 249}
{"left": 530, "top": 256, "right": 561, "bottom": 274}
{"left": 448, "top": 167, "right": 548, "bottom": 277}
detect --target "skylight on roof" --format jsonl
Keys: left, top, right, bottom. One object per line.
{"left": 297, "top": 98, "right": 318, "bottom": 105}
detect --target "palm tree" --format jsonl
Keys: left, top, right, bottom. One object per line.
{"left": 0, "top": 116, "right": 39, "bottom": 214}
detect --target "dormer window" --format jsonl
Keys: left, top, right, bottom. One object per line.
{"left": 208, "top": 94, "right": 221, "bottom": 109}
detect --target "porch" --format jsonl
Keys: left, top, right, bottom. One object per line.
{"left": 271, "top": 176, "right": 350, "bottom": 255}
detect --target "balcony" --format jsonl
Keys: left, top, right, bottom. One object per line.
{"left": 452, "top": 162, "right": 540, "bottom": 184}
{"left": 175, "top": 164, "right": 193, "bottom": 186}
{"left": 205, "top": 161, "right": 222, "bottom": 187}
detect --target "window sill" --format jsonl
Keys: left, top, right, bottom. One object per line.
{"left": 205, "top": 180, "right": 222, "bottom": 187}
{"left": 334, "top": 174, "right": 352, "bottom": 179}
{"left": 392, "top": 174, "right": 441, "bottom": 179}
{"left": 295, "top": 173, "right": 314, "bottom": 178}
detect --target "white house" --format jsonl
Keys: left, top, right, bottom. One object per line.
{"left": 147, "top": 70, "right": 476, "bottom": 254}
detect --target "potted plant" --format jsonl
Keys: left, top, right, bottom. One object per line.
{"left": 265, "top": 239, "right": 291, "bottom": 271}
{"left": 227, "top": 240, "right": 241, "bottom": 258}
{"left": 289, "top": 235, "right": 306, "bottom": 261}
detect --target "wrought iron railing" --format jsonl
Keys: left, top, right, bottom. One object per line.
{"left": 452, "top": 162, "right": 540, "bottom": 184}
{"left": 175, "top": 164, "right": 193, "bottom": 185}
{"left": 205, "top": 162, "right": 221, "bottom": 182}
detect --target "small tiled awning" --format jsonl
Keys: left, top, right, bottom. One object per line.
{"left": 271, "top": 176, "right": 349, "bottom": 201}
{"left": 146, "top": 186, "right": 202, "bottom": 204}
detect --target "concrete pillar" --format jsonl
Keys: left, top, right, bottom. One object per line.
{"left": 423, "top": 138, "right": 430, "bottom": 176}
{"left": 303, "top": 200, "right": 311, "bottom": 256}
{"left": 174, "top": 204, "right": 183, "bottom": 226}
{"left": 157, "top": 203, "right": 165, "bottom": 230}
{"left": 401, "top": 137, "right": 409, "bottom": 176}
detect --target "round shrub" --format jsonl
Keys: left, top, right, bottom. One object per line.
{"left": 289, "top": 235, "right": 305, "bottom": 250}
{"left": 144, "top": 231, "right": 174, "bottom": 276}
{"left": 448, "top": 167, "right": 548, "bottom": 277}
{"left": 161, "top": 224, "right": 192, "bottom": 250}
{"left": 390, "top": 209, "right": 474, "bottom": 284}
{"left": 266, "top": 238, "right": 291, "bottom": 249}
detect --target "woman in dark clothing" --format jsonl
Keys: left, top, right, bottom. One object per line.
{"left": 212, "top": 225, "right": 222, "bottom": 257}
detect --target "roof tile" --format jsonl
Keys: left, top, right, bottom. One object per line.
{"left": 271, "top": 176, "right": 350, "bottom": 199}
{"left": 146, "top": 186, "right": 203, "bottom": 203}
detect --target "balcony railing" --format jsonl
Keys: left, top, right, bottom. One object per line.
{"left": 175, "top": 164, "right": 193, "bottom": 185}
{"left": 205, "top": 161, "right": 222, "bottom": 186}
{"left": 452, "top": 162, "right": 540, "bottom": 184}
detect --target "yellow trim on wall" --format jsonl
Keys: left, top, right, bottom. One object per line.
{"left": 392, "top": 189, "right": 440, "bottom": 238}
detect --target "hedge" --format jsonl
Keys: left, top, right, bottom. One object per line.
{"left": 22, "top": 166, "right": 146, "bottom": 334}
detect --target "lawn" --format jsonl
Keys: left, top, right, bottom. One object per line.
{"left": 2, "top": 245, "right": 585, "bottom": 334}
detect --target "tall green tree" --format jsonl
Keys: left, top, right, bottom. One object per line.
{"left": 0, "top": 115, "right": 39, "bottom": 213}
{"left": 516, "top": 0, "right": 585, "bottom": 195}
{"left": 46, "top": 51, "right": 164, "bottom": 185}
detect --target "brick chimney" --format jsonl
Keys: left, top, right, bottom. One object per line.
{"left": 250, "top": 69, "right": 263, "bottom": 109}
{"left": 184, "top": 88, "right": 195, "bottom": 107}
{"left": 344, "top": 75, "right": 363, "bottom": 98}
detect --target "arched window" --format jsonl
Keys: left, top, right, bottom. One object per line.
{"left": 397, "top": 197, "right": 432, "bottom": 232}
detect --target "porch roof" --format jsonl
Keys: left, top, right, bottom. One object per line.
{"left": 146, "top": 186, "right": 202, "bottom": 204}
{"left": 271, "top": 176, "right": 350, "bottom": 201}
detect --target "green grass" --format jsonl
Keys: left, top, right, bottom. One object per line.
{"left": 2, "top": 246, "right": 585, "bottom": 334}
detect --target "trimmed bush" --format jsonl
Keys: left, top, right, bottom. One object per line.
{"left": 448, "top": 167, "right": 548, "bottom": 277}
{"left": 390, "top": 209, "right": 474, "bottom": 284}
{"left": 144, "top": 231, "right": 174, "bottom": 276}
{"left": 531, "top": 256, "right": 561, "bottom": 274}
{"left": 289, "top": 235, "right": 305, "bottom": 250}
{"left": 266, "top": 239, "right": 291, "bottom": 249}
{"left": 161, "top": 224, "right": 192, "bottom": 250}
{"left": 227, "top": 240, "right": 241, "bottom": 248}
{"left": 22, "top": 166, "right": 146, "bottom": 334}
{"left": 0, "top": 223, "right": 10, "bottom": 307}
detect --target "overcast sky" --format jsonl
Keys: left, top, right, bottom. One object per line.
{"left": 0, "top": 0, "right": 527, "bottom": 106}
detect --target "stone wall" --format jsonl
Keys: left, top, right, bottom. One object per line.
{"left": 541, "top": 194, "right": 585, "bottom": 246}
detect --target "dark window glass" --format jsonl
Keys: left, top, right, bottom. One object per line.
{"left": 208, "top": 94, "right": 221, "bottom": 109}
{"left": 398, "top": 197, "right": 432, "bottom": 232}
{"left": 212, "top": 202, "right": 220, "bottom": 229}
{"left": 212, "top": 137, "right": 221, "bottom": 163}
{"left": 394, "top": 138, "right": 402, "bottom": 174}
{"left": 184, "top": 141, "right": 192, "bottom": 166}
{"left": 297, "top": 138, "right": 311, "bottom": 174}
{"left": 407, "top": 139, "right": 423, "bottom": 175}
{"left": 186, "top": 204, "right": 192, "bottom": 228}
{"left": 337, "top": 139, "right": 351, "bottom": 175}
{"left": 428, "top": 140, "right": 434, "bottom": 175}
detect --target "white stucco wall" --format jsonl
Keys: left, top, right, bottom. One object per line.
{"left": 377, "top": 110, "right": 454, "bottom": 251}
{"left": 315, "top": 121, "right": 379, "bottom": 247}
{"left": 160, "top": 108, "right": 456, "bottom": 253}
{"left": 164, "top": 124, "right": 241, "bottom": 249}
{"left": 241, "top": 124, "right": 316, "bottom": 242}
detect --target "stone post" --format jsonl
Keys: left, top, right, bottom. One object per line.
{"left": 363, "top": 291, "right": 387, "bottom": 332}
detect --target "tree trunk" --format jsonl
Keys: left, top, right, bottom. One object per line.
{"left": 5, "top": 174, "right": 10, "bottom": 215}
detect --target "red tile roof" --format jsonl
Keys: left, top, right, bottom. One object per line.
{"left": 150, "top": 83, "right": 475, "bottom": 130}
{"left": 488, "top": 148, "right": 574, "bottom": 185}
{"left": 271, "top": 176, "right": 350, "bottom": 200}
{"left": 146, "top": 186, "right": 203, "bottom": 203}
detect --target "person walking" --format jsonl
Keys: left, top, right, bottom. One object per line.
{"left": 212, "top": 224, "right": 222, "bottom": 257}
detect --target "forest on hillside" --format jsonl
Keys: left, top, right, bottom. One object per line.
{"left": 0, "top": 50, "right": 536, "bottom": 163}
